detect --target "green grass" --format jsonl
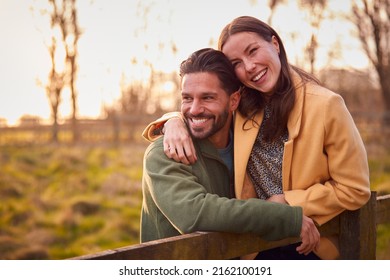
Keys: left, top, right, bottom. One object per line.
{"left": 377, "top": 224, "right": 390, "bottom": 259}
{"left": 0, "top": 143, "right": 147, "bottom": 259}
{"left": 368, "top": 152, "right": 390, "bottom": 260}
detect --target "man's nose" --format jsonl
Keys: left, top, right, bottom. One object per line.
{"left": 189, "top": 99, "right": 204, "bottom": 115}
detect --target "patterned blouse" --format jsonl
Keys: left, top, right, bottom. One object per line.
{"left": 247, "top": 105, "right": 289, "bottom": 200}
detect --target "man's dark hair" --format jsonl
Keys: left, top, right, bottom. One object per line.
{"left": 179, "top": 48, "right": 241, "bottom": 95}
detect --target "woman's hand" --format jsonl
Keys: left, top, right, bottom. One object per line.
{"left": 163, "top": 118, "right": 197, "bottom": 165}
{"left": 267, "top": 194, "right": 287, "bottom": 204}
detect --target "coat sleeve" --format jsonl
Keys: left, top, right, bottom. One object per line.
{"left": 142, "top": 112, "right": 183, "bottom": 141}
{"left": 285, "top": 94, "right": 371, "bottom": 225}
{"left": 144, "top": 143, "right": 303, "bottom": 241}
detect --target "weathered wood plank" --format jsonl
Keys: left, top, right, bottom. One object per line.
{"left": 72, "top": 232, "right": 209, "bottom": 260}
{"left": 72, "top": 232, "right": 300, "bottom": 260}
{"left": 339, "top": 192, "right": 377, "bottom": 259}
{"left": 71, "top": 221, "right": 337, "bottom": 260}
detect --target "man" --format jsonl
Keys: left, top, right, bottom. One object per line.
{"left": 140, "top": 48, "right": 319, "bottom": 255}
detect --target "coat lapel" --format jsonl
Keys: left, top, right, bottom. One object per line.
{"left": 283, "top": 71, "right": 305, "bottom": 190}
{"left": 234, "top": 110, "right": 263, "bottom": 198}
{"left": 233, "top": 70, "right": 306, "bottom": 196}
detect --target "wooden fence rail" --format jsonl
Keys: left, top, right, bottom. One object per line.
{"left": 72, "top": 192, "right": 390, "bottom": 260}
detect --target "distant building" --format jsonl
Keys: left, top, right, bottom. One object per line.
{"left": 18, "top": 115, "right": 42, "bottom": 127}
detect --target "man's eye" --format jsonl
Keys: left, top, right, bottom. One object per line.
{"left": 232, "top": 61, "right": 240, "bottom": 68}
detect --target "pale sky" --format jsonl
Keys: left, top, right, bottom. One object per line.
{"left": 0, "top": 0, "right": 367, "bottom": 125}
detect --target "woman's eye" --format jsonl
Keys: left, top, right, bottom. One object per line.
{"left": 249, "top": 47, "right": 257, "bottom": 55}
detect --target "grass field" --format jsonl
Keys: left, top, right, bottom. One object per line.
{"left": 0, "top": 139, "right": 389, "bottom": 259}
{"left": 0, "top": 142, "right": 148, "bottom": 259}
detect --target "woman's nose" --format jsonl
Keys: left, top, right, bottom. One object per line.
{"left": 244, "top": 58, "right": 256, "bottom": 72}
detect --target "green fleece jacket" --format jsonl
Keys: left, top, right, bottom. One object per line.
{"left": 140, "top": 136, "right": 302, "bottom": 243}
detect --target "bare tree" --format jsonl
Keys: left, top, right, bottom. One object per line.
{"left": 119, "top": 72, "right": 151, "bottom": 141}
{"left": 67, "top": 0, "right": 81, "bottom": 142}
{"left": 267, "top": 0, "right": 286, "bottom": 25}
{"left": 351, "top": 0, "right": 390, "bottom": 122}
{"left": 300, "top": 0, "right": 327, "bottom": 74}
{"left": 46, "top": 37, "right": 64, "bottom": 142}
{"left": 49, "top": 0, "right": 81, "bottom": 142}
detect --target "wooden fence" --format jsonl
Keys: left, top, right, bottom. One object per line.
{"left": 72, "top": 192, "right": 390, "bottom": 260}
{"left": 0, "top": 118, "right": 154, "bottom": 145}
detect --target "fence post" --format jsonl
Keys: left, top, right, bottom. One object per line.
{"left": 339, "top": 191, "right": 377, "bottom": 259}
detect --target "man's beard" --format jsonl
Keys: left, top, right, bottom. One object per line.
{"left": 185, "top": 109, "right": 229, "bottom": 140}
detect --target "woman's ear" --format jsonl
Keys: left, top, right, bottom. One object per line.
{"left": 230, "top": 90, "right": 241, "bottom": 111}
{"left": 272, "top": 35, "right": 280, "bottom": 54}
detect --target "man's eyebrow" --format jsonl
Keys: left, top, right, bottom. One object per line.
{"left": 182, "top": 91, "right": 218, "bottom": 96}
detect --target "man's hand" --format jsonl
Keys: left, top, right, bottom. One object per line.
{"left": 163, "top": 118, "right": 197, "bottom": 165}
{"left": 297, "top": 215, "right": 320, "bottom": 255}
{"left": 268, "top": 194, "right": 319, "bottom": 255}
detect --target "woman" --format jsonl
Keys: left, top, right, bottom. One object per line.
{"left": 142, "top": 16, "right": 371, "bottom": 259}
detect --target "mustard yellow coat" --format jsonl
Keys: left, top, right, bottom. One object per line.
{"left": 234, "top": 72, "right": 370, "bottom": 259}
{"left": 142, "top": 71, "right": 371, "bottom": 259}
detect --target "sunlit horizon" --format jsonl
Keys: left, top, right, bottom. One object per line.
{"left": 0, "top": 0, "right": 368, "bottom": 126}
